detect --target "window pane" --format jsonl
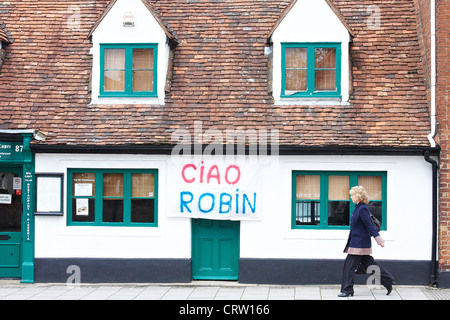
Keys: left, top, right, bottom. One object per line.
{"left": 328, "top": 176, "right": 349, "bottom": 200}
{"left": 359, "top": 176, "right": 382, "bottom": 201}
{"left": 286, "top": 48, "right": 307, "bottom": 68}
{"left": 315, "top": 48, "right": 336, "bottom": 69}
{"left": 132, "top": 173, "right": 155, "bottom": 198}
{"left": 328, "top": 201, "right": 349, "bottom": 226}
{"left": 286, "top": 70, "right": 307, "bottom": 92}
{"left": 285, "top": 47, "right": 307, "bottom": 93}
{"left": 73, "top": 173, "right": 95, "bottom": 197}
{"left": 315, "top": 70, "right": 336, "bottom": 91}
{"left": 132, "top": 70, "right": 153, "bottom": 92}
{"left": 296, "top": 201, "right": 320, "bottom": 225}
{"left": 133, "top": 48, "right": 153, "bottom": 69}
{"left": 315, "top": 48, "right": 336, "bottom": 91}
{"left": 103, "top": 199, "right": 123, "bottom": 223}
{"left": 104, "top": 48, "right": 125, "bottom": 92}
{"left": 0, "top": 172, "right": 22, "bottom": 232}
{"left": 103, "top": 173, "right": 124, "bottom": 197}
{"left": 131, "top": 199, "right": 155, "bottom": 223}
{"left": 296, "top": 175, "right": 320, "bottom": 199}
{"left": 104, "top": 70, "right": 125, "bottom": 92}
{"left": 105, "top": 49, "right": 125, "bottom": 69}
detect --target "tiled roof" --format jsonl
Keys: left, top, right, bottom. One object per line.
{"left": 0, "top": 0, "right": 431, "bottom": 148}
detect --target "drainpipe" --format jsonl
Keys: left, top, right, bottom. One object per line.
{"left": 427, "top": 0, "right": 437, "bottom": 147}
{"left": 425, "top": 151, "right": 439, "bottom": 287}
{"left": 424, "top": 0, "right": 439, "bottom": 288}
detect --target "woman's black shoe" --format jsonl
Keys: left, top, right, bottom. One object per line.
{"left": 386, "top": 284, "right": 393, "bottom": 296}
{"left": 337, "top": 292, "right": 354, "bottom": 297}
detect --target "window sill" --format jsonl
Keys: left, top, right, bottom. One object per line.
{"left": 90, "top": 97, "right": 165, "bottom": 105}
{"left": 274, "top": 97, "right": 350, "bottom": 106}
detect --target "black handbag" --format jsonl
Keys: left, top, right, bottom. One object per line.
{"left": 370, "top": 213, "right": 381, "bottom": 232}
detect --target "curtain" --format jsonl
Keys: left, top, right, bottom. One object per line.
{"left": 285, "top": 47, "right": 307, "bottom": 92}
{"left": 315, "top": 48, "right": 336, "bottom": 91}
{"left": 132, "top": 48, "right": 154, "bottom": 92}
{"left": 132, "top": 173, "right": 155, "bottom": 198}
{"left": 328, "top": 175, "right": 349, "bottom": 200}
{"left": 358, "top": 176, "right": 382, "bottom": 201}
{"left": 104, "top": 49, "right": 125, "bottom": 91}
{"left": 296, "top": 175, "right": 320, "bottom": 199}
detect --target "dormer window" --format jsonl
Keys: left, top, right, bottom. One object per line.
{"left": 282, "top": 43, "right": 341, "bottom": 98}
{"left": 88, "top": 0, "right": 178, "bottom": 105}
{"left": 268, "top": 0, "right": 353, "bottom": 104}
{"left": 100, "top": 44, "right": 157, "bottom": 97}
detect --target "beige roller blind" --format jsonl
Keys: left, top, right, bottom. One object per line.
{"left": 132, "top": 173, "right": 155, "bottom": 198}
{"left": 358, "top": 176, "right": 382, "bottom": 201}
{"left": 328, "top": 176, "right": 349, "bottom": 200}
{"left": 296, "top": 175, "right": 320, "bottom": 200}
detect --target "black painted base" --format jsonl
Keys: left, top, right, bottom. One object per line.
{"left": 239, "top": 259, "right": 431, "bottom": 286}
{"left": 35, "top": 258, "right": 192, "bottom": 283}
{"left": 35, "top": 258, "right": 433, "bottom": 286}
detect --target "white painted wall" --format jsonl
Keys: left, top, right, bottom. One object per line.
{"left": 270, "top": 0, "right": 351, "bottom": 103}
{"left": 90, "top": 0, "right": 169, "bottom": 104}
{"left": 35, "top": 153, "right": 433, "bottom": 262}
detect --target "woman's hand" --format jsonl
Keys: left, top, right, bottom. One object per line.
{"left": 380, "top": 243, "right": 385, "bottom": 248}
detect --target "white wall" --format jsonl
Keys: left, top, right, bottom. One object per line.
{"left": 34, "top": 153, "right": 433, "bottom": 261}
{"left": 240, "top": 155, "right": 433, "bottom": 261}
{"left": 271, "top": 0, "right": 351, "bottom": 103}
{"left": 90, "top": 0, "right": 169, "bottom": 104}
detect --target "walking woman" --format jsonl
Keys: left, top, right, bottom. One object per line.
{"left": 338, "top": 186, "right": 395, "bottom": 297}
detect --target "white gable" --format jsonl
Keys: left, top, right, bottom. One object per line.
{"left": 271, "top": 0, "right": 350, "bottom": 43}
{"left": 92, "top": 0, "right": 166, "bottom": 44}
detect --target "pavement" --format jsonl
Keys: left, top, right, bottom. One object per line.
{"left": 0, "top": 280, "right": 449, "bottom": 300}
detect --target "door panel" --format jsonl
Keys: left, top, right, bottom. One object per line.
{"left": 192, "top": 219, "right": 239, "bottom": 280}
{"left": 0, "top": 169, "right": 22, "bottom": 278}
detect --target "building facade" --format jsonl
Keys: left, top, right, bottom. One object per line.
{"left": 0, "top": 0, "right": 445, "bottom": 286}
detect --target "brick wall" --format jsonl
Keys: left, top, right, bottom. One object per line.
{"left": 437, "top": 0, "right": 450, "bottom": 271}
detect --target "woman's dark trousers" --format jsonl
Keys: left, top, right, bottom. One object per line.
{"left": 340, "top": 254, "right": 395, "bottom": 294}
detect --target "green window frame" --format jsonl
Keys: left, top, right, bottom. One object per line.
{"left": 292, "top": 171, "right": 387, "bottom": 230}
{"left": 281, "top": 43, "right": 341, "bottom": 98}
{"left": 99, "top": 43, "right": 158, "bottom": 98}
{"left": 67, "top": 169, "right": 158, "bottom": 227}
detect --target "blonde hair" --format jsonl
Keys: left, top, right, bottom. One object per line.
{"left": 349, "top": 186, "right": 369, "bottom": 204}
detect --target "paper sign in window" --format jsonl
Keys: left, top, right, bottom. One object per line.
{"left": 76, "top": 198, "right": 89, "bottom": 216}
{"left": 74, "top": 183, "right": 93, "bottom": 197}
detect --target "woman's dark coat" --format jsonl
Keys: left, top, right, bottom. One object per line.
{"left": 344, "top": 203, "right": 380, "bottom": 251}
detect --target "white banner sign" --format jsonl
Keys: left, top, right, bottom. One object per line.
{"left": 169, "top": 159, "right": 263, "bottom": 220}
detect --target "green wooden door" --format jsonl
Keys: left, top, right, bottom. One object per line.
{"left": 192, "top": 219, "right": 240, "bottom": 280}
{"left": 0, "top": 168, "right": 22, "bottom": 278}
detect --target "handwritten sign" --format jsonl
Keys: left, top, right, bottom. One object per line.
{"left": 169, "top": 160, "right": 262, "bottom": 220}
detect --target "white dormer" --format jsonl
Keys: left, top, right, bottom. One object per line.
{"left": 268, "top": 0, "right": 353, "bottom": 104}
{"left": 89, "top": 0, "right": 177, "bottom": 105}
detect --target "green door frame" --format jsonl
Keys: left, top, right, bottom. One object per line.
{"left": 0, "top": 133, "right": 35, "bottom": 283}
